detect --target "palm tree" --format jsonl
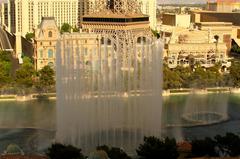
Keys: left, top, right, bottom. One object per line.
{"left": 214, "top": 35, "right": 219, "bottom": 59}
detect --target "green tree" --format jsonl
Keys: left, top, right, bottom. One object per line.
{"left": 0, "top": 51, "right": 12, "bottom": 62}
{"left": 15, "top": 57, "right": 36, "bottom": 89}
{"left": 136, "top": 136, "right": 179, "bottom": 159}
{"left": 151, "top": 30, "right": 160, "bottom": 39}
{"left": 231, "top": 44, "right": 239, "bottom": 53}
{"left": 61, "top": 23, "right": 71, "bottom": 33}
{"left": 25, "top": 32, "right": 35, "bottom": 41}
{"left": 0, "top": 51, "right": 12, "bottom": 87}
{"left": 72, "top": 26, "right": 80, "bottom": 32}
{"left": 189, "top": 66, "right": 208, "bottom": 88}
{"left": 0, "top": 61, "right": 12, "bottom": 86}
{"left": 46, "top": 143, "right": 85, "bottom": 159}
{"left": 215, "top": 133, "right": 240, "bottom": 157}
{"left": 174, "top": 66, "right": 191, "bottom": 88}
{"left": 163, "top": 64, "right": 183, "bottom": 89}
{"left": 97, "top": 145, "right": 131, "bottom": 159}
{"left": 36, "top": 65, "right": 55, "bottom": 93}
{"left": 191, "top": 137, "right": 218, "bottom": 157}
{"left": 229, "top": 59, "right": 240, "bottom": 87}
{"left": 191, "top": 133, "right": 240, "bottom": 157}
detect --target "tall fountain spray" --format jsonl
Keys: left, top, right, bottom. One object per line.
{"left": 56, "top": 0, "right": 163, "bottom": 153}
{"left": 182, "top": 92, "right": 229, "bottom": 126}
{"left": 56, "top": 31, "right": 163, "bottom": 153}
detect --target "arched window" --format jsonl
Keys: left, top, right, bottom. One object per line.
{"left": 48, "top": 49, "right": 53, "bottom": 58}
{"left": 137, "top": 37, "right": 147, "bottom": 44}
{"left": 48, "top": 31, "right": 53, "bottom": 37}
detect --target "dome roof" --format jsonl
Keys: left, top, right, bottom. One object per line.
{"left": 5, "top": 144, "right": 24, "bottom": 155}
{"left": 88, "top": 150, "right": 108, "bottom": 159}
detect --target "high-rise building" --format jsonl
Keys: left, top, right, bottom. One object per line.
{"left": 1, "top": 0, "right": 15, "bottom": 33}
{"left": 139, "top": 0, "right": 157, "bottom": 29}
{"left": 5, "top": 0, "right": 78, "bottom": 35}
{"left": 0, "top": 2, "right": 8, "bottom": 28}
{"left": 7, "top": 0, "right": 15, "bottom": 33}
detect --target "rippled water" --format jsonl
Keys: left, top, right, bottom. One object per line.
{"left": 0, "top": 93, "right": 240, "bottom": 153}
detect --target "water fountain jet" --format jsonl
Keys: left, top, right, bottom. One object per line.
{"left": 56, "top": 32, "right": 163, "bottom": 153}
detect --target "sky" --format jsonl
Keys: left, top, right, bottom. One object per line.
{"left": 158, "top": 0, "right": 206, "bottom": 4}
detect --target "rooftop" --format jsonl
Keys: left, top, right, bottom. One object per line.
{"left": 192, "top": 10, "right": 240, "bottom": 14}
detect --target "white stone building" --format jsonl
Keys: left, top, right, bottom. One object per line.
{"left": 34, "top": 17, "right": 60, "bottom": 70}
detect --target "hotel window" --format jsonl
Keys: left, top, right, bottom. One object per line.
{"left": 39, "top": 50, "right": 43, "bottom": 58}
{"left": 48, "top": 49, "right": 54, "bottom": 58}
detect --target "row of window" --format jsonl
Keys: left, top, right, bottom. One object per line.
{"left": 39, "top": 49, "right": 54, "bottom": 58}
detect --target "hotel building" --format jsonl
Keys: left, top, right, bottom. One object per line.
{"left": 34, "top": 17, "right": 60, "bottom": 70}
{"left": 139, "top": 0, "right": 157, "bottom": 29}
{"left": 207, "top": 0, "right": 240, "bottom": 12}
{"left": 2, "top": 0, "right": 78, "bottom": 35}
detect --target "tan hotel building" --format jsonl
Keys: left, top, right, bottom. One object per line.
{"left": 1, "top": 0, "right": 157, "bottom": 35}
{"left": 3, "top": 0, "right": 78, "bottom": 35}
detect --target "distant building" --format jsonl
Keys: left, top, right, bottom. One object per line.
{"left": 191, "top": 10, "right": 240, "bottom": 48}
{"left": 34, "top": 17, "right": 60, "bottom": 70}
{"left": 0, "top": 2, "right": 8, "bottom": 28}
{"left": 0, "top": 0, "right": 16, "bottom": 33}
{"left": 161, "top": 22, "right": 232, "bottom": 69}
{"left": 162, "top": 13, "right": 191, "bottom": 28}
{"left": 2, "top": 0, "right": 78, "bottom": 36}
{"left": 207, "top": 0, "right": 240, "bottom": 12}
{"left": 59, "top": 32, "right": 101, "bottom": 68}
{"left": 191, "top": 10, "right": 240, "bottom": 26}
{"left": 139, "top": 0, "right": 157, "bottom": 29}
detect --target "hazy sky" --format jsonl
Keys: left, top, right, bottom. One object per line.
{"left": 0, "top": 0, "right": 207, "bottom": 3}
{"left": 158, "top": 0, "right": 206, "bottom": 4}
{"left": 0, "top": 0, "right": 206, "bottom": 4}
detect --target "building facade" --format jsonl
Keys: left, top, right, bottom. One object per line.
{"left": 2, "top": 0, "right": 156, "bottom": 35}
{"left": 34, "top": 17, "right": 59, "bottom": 70}
{"left": 207, "top": 0, "right": 240, "bottom": 12}
{"left": 160, "top": 22, "right": 232, "bottom": 69}
{"left": 162, "top": 13, "right": 191, "bottom": 28}
{"left": 139, "top": 0, "right": 157, "bottom": 29}
{"left": 5, "top": 0, "right": 78, "bottom": 35}
{"left": 191, "top": 10, "right": 240, "bottom": 47}
{"left": 0, "top": 2, "right": 8, "bottom": 28}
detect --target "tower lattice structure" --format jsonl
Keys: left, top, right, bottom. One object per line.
{"left": 88, "top": 0, "right": 142, "bottom": 15}
{"left": 83, "top": 0, "right": 153, "bottom": 65}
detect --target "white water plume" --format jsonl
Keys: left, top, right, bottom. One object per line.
{"left": 56, "top": 33, "right": 163, "bottom": 153}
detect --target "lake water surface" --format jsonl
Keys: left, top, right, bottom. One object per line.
{"left": 0, "top": 93, "right": 240, "bottom": 153}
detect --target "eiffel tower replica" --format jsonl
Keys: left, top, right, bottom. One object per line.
{"left": 82, "top": 0, "right": 152, "bottom": 66}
